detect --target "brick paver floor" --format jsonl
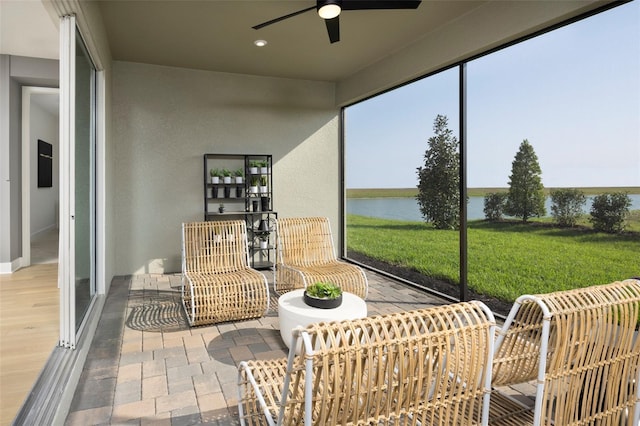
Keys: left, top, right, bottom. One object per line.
{"left": 65, "top": 269, "right": 535, "bottom": 425}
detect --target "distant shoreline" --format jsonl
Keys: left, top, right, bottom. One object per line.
{"left": 346, "top": 187, "right": 640, "bottom": 198}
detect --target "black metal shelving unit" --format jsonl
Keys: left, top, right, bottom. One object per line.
{"left": 203, "top": 154, "right": 276, "bottom": 270}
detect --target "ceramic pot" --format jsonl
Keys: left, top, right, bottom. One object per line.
{"left": 260, "top": 197, "right": 270, "bottom": 211}
{"left": 303, "top": 292, "right": 343, "bottom": 309}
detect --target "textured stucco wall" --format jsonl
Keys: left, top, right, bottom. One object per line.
{"left": 112, "top": 61, "right": 338, "bottom": 274}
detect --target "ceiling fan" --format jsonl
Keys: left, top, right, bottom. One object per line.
{"left": 252, "top": 0, "right": 422, "bottom": 44}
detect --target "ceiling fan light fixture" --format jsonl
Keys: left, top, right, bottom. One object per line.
{"left": 318, "top": 1, "right": 341, "bottom": 19}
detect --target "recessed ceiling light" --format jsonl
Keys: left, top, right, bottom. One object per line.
{"left": 254, "top": 39, "right": 267, "bottom": 47}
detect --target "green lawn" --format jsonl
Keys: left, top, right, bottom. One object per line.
{"left": 347, "top": 214, "right": 640, "bottom": 302}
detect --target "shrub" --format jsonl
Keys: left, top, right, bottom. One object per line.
{"left": 550, "top": 188, "right": 586, "bottom": 227}
{"left": 305, "top": 282, "right": 342, "bottom": 299}
{"left": 483, "top": 192, "right": 508, "bottom": 221}
{"left": 589, "top": 192, "right": 632, "bottom": 233}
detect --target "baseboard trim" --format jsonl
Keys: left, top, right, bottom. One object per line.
{"left": 0, "top": 258, "right": 22, "bottom": 274}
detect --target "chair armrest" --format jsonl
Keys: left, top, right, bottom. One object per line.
{"left": 237, "top": 361, "right": 277, "bottom": 426}
{"left": 181, "top": 273, "right": 196, "bottom": 325}
{"left": 274, "top": 263, "right": 307, "bottom": 295}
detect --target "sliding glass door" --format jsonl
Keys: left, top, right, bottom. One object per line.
{"left": 59, "top": 15, "right": 97, "bottom": 347}
{"left": 73, "top": 30, "right": 96, "bottom": 327}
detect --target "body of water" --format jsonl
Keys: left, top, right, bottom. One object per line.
{"left": 347, "top": 194, "right": 640, "bottom": 222}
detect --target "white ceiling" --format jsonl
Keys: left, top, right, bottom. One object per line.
{"left": 96, "top": 0, "right": 487, "bottom": 82}
{"left": 0, "top": 0, "right": 493, "bottom": 82}
{"left": 1, "top": 0, "right": 617, "bottom": 85}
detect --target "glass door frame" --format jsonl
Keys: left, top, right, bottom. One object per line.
{"left": 59, "top": 14, "right": 106, "bottom": 348}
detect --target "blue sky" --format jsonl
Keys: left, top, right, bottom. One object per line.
{"left": 345, "top": 1, "right": 639, "bottom": 189}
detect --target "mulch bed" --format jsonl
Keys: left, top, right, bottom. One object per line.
{"left": 347, "top": 251, "right": 513, "bottom": 318}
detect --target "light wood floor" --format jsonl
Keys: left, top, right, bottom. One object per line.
{"left": 0, "top": 231, "right": 59, "bottom": 425}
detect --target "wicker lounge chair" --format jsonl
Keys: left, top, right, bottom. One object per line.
{"left": 489, "top": 279, "right": 640, "bottom": 425}
{"left": 181, "top": 220, "right": 269, "bottom": 326}
{"left": 275, "top": 217, "right": 368, "bottom": 299}
{"left": 238, "top": 301, "right": 497, "bottom": 425}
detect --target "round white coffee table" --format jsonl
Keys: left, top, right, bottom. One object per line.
{"left": 278, "top": 289, "right": 367, "bottom": 349}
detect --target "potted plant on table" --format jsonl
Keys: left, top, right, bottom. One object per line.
{"left": 303, "top": 282, "right": 343, "bottom": 309}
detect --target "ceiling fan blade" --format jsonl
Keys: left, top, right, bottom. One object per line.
{"left": 325, "top": 16, "right": 340, "bottom": 43}
{"left": 341, "top": 0, "right": 421, "bottom": 10}
{"left": 252, "top": 5, "right": 316, "bottom": 30}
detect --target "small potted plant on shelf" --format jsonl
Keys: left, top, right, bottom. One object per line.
{"left": 218, "top": 203, "right": 225, "bottom": 213}
{"left": 234, "top": 168, "right": 244, "bottom": 184}
{"left": 259, "top": 160, "right": 269, "bottom": 174}
{"left": 210, "top": 168, "right": 222, "bottom": 184}
{"left": 259, "top": 175, "right": 268, "bottom": 194}
{"left": 249, "top": 176, "right": 259, "bottom": 194}
{"left": 249, "top": 161, "right": 260, "bottom": 175}
{"left": 222, "top": 169, "right": 232, "bottom": 184}
{"left": 258, "top": 234, "right": 269, "bottom": 249}
{"left": 303, "top": 282, "right": 343, "bottom": 309}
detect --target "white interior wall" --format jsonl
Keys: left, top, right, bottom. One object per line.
{"left": 30, "top": 99, "right": 59, "bottom": 236}
{"left": 0, "top": 55, "right": 58, "bottom": 272}
{"left": 112, "top": 61, "right": 338, "bottom": 275}
{"left": 0, "top": 56, "right": 11, "bottom": 267}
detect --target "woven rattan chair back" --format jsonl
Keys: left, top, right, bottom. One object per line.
{"left": 275, "top": 217, "right": 369, "bottom": 298}
{"left": 183, "top": 220, "right": 250, "bottom": 274}
{"left": 277, "top": 216, "right": 337, "bottom": 266}
{"left": 239, "top": 301, "right": 497, "bottom": 425}
{"left": 490, "top": 279, "right": 640, "bottom": 425}
{"left": 181, "top": 221, "right": 269, "bottom": 326}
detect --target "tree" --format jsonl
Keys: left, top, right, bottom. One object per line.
{"left": 550, "top": 188, "right": 586, "bottom": 227}
{"left": 416, "top": 115, "right": 460, "bottom": 229}
{"left": 483, "top": 192, "right": 508, "bottom": 221}
{"left": 589, "top": 192, "right": 631, "bottom": 233}
{"left": 505, "top": 139, "right": 546, "bottom": 222}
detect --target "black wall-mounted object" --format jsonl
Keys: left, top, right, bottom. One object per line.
{"left": 37, "top": 139, "right": 53, "bottom": 188}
